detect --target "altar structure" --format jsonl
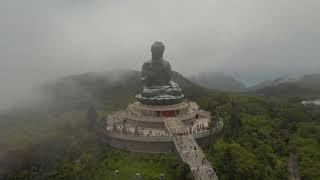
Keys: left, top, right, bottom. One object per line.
{"left": 104, "top": 42, "right": 223, "bottom": 180}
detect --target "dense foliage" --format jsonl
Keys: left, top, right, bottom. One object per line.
{"left": 0, "top": 110, "right": 192, "bottom": 180}
{"left": 198, "top": 92, "right": 320, "bottom": 179}
{"left": 0, "top": 72, "right": 319, "bottom": 179}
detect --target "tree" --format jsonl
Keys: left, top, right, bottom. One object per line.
{"left": 177, "top": 163, "right": 193, "bottom": 180}
{"left": 208, "top": 110, "right": 219, "bottom": 150}
{"left": 86, "top": 106, "right": 98, "bottom": 131}
{"left": 229, "top": 102, "right": 241, "bottom": 138}
{"left": 211, "top": 141, "right": 260, "bottom": 179}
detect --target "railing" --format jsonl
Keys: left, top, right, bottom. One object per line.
{"left": 164, "top": 117, "right": 219, "bottom": 180}
{"left": 106, "top": 112, "right": 223, "bottom": 140}
{"left": 126, "top": 111, "right": 198, "bottom": 123}
{"left": 188, "top": 136, "right": 219, "bottom": 180}
{"left": 173, "top": 134, "right": 218, "bottom": 180}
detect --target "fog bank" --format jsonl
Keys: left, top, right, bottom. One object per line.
{"left": 1, "top": 0, "right": 319, "bottom": 109}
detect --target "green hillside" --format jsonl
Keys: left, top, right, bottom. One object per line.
{"left": 1, "top": 70, "right": 319, "bottom": 179}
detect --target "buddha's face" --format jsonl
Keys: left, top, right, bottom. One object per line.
{"left": 151, "top": 41, "right": 165, "bottom": 60}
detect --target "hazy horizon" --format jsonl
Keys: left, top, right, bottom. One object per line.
{"left": 1, "top": 0, "right": 319, "bottom": 109}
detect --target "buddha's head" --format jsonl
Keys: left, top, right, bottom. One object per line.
{"left": 151, "top": 41, "right": 165, "bottom": 60}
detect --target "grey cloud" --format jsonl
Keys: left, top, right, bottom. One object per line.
{"left": 0, "top": 0, "right": 319, "bottom": 109}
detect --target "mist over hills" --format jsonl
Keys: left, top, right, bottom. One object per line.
{"left": 1, "top": 0, "right": 320, "bottom": 178}
{"left": 248, "top": 74, "right": 304, "bottom": 91}
{"left": 1, "top": 69, "right": 320, "bottom": 179}
{"left": 189, "top": 72, "right": 246, "bottom": 92}
{"left": 38, "top": 69, "right": 206, "bottom": 113}
{"left": 250, "top": 74, "right": 320, "bottom": 98}
{"left": 4, "top": 70, "right": 319, "bottom": 116}
{"left": 0, "top": 69, "right": 206, "bottom": 176}
{"left": 188, "top": 71, "right": 320, "bottom": 99}
{"left": 47, "top": 70, "right": 319, "bottom": 108}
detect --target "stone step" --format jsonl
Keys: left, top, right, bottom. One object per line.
{"left": 163, "top": 117, "right": 219, "bottom": 180}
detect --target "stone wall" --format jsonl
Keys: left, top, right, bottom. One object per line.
{"left": 105, "top": 130, "right": 216, "bottom": 153}
{"left": 106, "top": 132, "right": 174, "bottom": 153}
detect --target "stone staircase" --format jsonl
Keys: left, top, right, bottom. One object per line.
{"left": 163, "top": 117, "right": 218, "bottom": 180}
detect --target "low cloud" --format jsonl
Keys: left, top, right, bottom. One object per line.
{"left": 0, "top": 0, "right": 319, "bottom": 109}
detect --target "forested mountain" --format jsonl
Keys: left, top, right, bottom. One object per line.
{"left": 189, "top": 72, "right": 246, "bottom": 92}
{"left": 248, "top": 74, "right": 301, "bottom": 91}
{"left": 0, "top": 70, "right": 319, "bottom": 179}
{"left": 41, "top": 69, "right": 205, "bottom": 112}
{"left": 250, "top": 74, "right": 320, "bottom": 98}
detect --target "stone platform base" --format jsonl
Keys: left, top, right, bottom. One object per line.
{"left": 105, "top": 100, "right": 223, "bottom": 154}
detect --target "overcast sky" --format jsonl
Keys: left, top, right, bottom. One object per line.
{"left": 1, "top": 0, "right": 319, "bottom": 109}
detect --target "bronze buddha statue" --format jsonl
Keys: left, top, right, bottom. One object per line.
{"left": 136, "top": 41, "right": 184, "bottom": 105}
